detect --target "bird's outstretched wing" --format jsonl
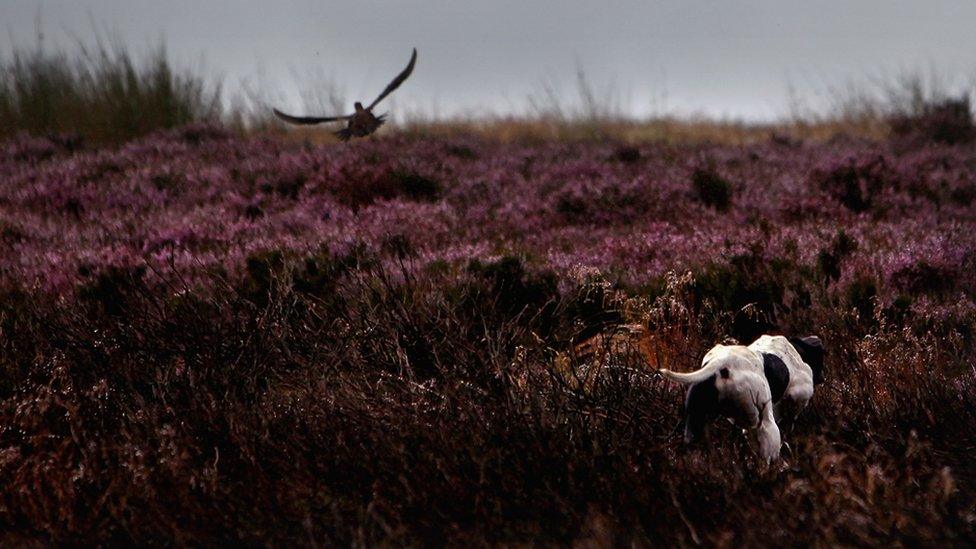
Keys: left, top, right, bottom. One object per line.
{"left": 367, "top": 48, "right": 417, "bottom": 110}
{"left": 272, "top": 108, "right": 351, "bottom": 125}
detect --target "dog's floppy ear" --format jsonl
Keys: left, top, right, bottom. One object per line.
{"left": 789, "top": 335, "right": 826, "bottom": 384}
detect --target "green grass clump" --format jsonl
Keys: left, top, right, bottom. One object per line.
{"left": 0, "top": 37, "right": 220, "bottom": 144}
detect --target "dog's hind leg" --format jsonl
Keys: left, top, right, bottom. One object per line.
{"left": 683, "top": 375, "right": 719, "bottom": 444}
{"left": 756, "top": 418, "right": 781, "bottom": 462}
{"left": 754, "top": 398, "right": 781, "bottom": 462}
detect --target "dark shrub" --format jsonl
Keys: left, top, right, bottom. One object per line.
{"left": 259, "top": 172, "right": 306, "bottom": 200}
{"left": 293, "top": 256, "right": 335, "bottom": 296}
{"left": 292, "top": 245, "right": 374, "bottom": 300}
{"left": 395, "top": 171, "right": 442, "bottom": 201}
{"left": 77, "top": 264, "right": 147, "bottom": 316}
{"left": 45, "top": 132, "right": 85, "bottom": 153}
{"left": 381, "top": 233, "right": 415, "bottom": 259}
{"left": 815, "top": 155, "right": 897, "bottom": 212}
{"left": 890, "top": 96, "right": 975, "bottom": 145}
{"left": 552, "top": 183, "right": 644, "bottom": 226}
{"left": 691, "top": 166, "right": 732, "bottom": 212}
{"left": 845, "top": 275, "right": 878, "bottom": 324}
{"left": 63, "top": 198, "right": 84, "bottom": 217}
{"left": 612, "top": 145, "right": 641, "bottom": 163}
{"left": 467, "top": 256, "right": 560, "bottom": 336}
{"left": 769, "top": 132, "right": 802, "bottom": 148}
{"left": 445, "top": 143, "right": 477, "bottom": 160}
{"left": 468, "top": 256, "right": 558, "bottom": 313}
{"left": 693, "top": 254, "right": 782, "bottom": 342}
{"left": 562, "top": 277, "right": 626, "bottom": 343}
{"left": 890, "top": 261, "right": 956, "bottom": 296}
{"left": 176, "top": 123, "right": 231, "bottom": 144}
{"left": 817, "top": 229, "right": 859, "bottom": 283}
{"left": 150, "top": 171, "right": 184, "bottom": 191}
{"left": 554, "top": 192, "right": 590, "bottom": 222}
{"left": 334, "top": 168, "right": 443, "bottom": 208}
{"left": 243, "top": 204, "right": 264, "bottom": 220}
{"left": 949, "top": 184, "right": 976, "bottom": 206}
{"left": 884, "top": 294, "right": 914, "bottom": 324}
{"left": 242, "top": 250, "right": 286, "bottom": 306}
{"left": 0, "top": 220, "right": 27, "bottom": 244}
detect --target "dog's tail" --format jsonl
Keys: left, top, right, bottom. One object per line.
{"left": 658, "top": 362, "right": 717, "bottom": 385}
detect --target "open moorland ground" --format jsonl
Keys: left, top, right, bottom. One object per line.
{"left": 1, "top": 124, "right": 975, "bottom": 545}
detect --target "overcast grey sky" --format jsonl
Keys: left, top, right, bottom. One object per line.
{"left": 3, "top": 1, "right": 975, "bottom": 121}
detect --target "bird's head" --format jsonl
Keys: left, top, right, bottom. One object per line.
{"left": 354, "top": 102, "right": 365, "bottom": 113}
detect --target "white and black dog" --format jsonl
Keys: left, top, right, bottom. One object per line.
{"left": 659, "top": 335, "right": 825, "bottom": 462}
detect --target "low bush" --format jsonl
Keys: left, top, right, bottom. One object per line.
{"left": 333, "top": 167, "right": 443, "bottom": 208}
{"left": 889, "top": 96, "right": 975, "bottom": 145}
{"left": 815, "top": 154, "right": 899, "bottom": 212}
{"left": 691, "top": 165, "right": 733, "bottom": 211}
{"left": 817, "top": 229, "right": 859, "bottom": 283}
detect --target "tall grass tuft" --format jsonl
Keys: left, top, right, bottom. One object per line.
{"left": 0, "top": 36, "right": 221, "bottom": 144}
{"left": 789, "top": 67, "right": 976, "bottom": 143}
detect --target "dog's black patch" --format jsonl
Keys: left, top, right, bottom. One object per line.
{"left": 760, "top": 352, "right": 790, "bottom": 403}
{"left": 789, "top": 335, "right": 826, "bottom": 384}
{"left": 719, "top": 367, "right": 730, "bottom": 379}
{"left": 684, "top": 374, "right": 719, "bottom": 443}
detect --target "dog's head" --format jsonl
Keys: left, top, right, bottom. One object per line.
{"left": 789, "top": 335, "right": 826, "bottom": 384}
